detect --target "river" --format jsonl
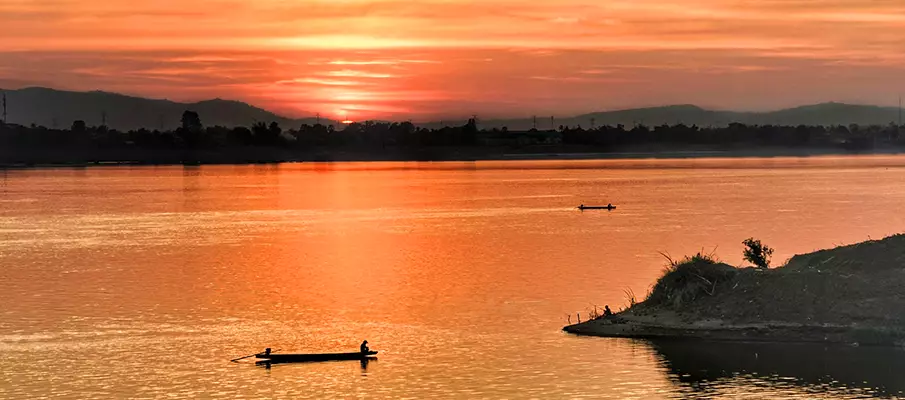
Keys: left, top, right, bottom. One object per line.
{"left": 3, "top": 156, "right": 905, "bottom": 398}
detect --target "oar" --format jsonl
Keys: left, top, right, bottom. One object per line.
{"left": 230, "top": 353, "right": 259, "bottom": 363}
{"left": 231, "top": 349, "right": 281, "bottom": 363}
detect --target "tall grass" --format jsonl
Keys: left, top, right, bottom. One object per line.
{"left": 645, "top": 250, "right": 737, "bottom": 309}
{"left": 623, "top": 287, "right": 638, "bottom": 310}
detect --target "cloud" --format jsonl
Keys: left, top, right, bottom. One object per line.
{"left": 325, "top": 70, "right": 397, "bottom": 79}
{"left": 3, "top": 0, "right": 903, "bottom": 54}
{"left": 275, "top": 78, "right": 365, "bottom": 87}
{"left": 2, "top": 1, "right": 905, "bottom": 119}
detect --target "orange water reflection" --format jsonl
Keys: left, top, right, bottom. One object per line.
{"left": 3, "top": 157, "right": 905, "bottom": 397}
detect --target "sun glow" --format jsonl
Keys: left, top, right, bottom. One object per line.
{"left": 337, "top": 109, "right": 353, "bottom": 124}
{"left": 4, "top": 0, "right": 905, "bottom": 119}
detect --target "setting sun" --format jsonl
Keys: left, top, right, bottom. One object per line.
{"left": 2, "top": 0, "right": 904, "bottom": 120}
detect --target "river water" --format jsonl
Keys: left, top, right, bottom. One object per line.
{"left": 3, "top": 157, "right": 905, "bottom": 399}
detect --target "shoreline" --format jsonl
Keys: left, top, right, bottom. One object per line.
{"left": 2, "top": 147, "right": 902, "bottom": 170}
{"left": 563, "top": 234, "right": 905, "bottom": 347}
{"left": 562, "top": 315, "right": 905, "bottom": 346}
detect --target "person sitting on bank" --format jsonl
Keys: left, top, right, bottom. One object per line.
{"left": 604, "top": 305, "right": 613, "bottom": 317}
{"left": 360, "top": 340, "right": 370, "bottom": 353}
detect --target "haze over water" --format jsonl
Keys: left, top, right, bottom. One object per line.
{"left": 3, "top": 156, "right": 905, "bottom": 398}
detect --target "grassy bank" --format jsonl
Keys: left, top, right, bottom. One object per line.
{"left": 564, "top": 234, "right": 905, "bottom": 346}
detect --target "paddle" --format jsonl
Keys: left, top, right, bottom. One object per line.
{"left": 230, "top": 353, "right": 258, "bottom": 363}
{"left": 231, "top": 349, "right": 281, "bottom": 363}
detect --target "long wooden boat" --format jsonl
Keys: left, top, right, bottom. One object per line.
{"left": 256, "top": 351, "right": 378, "bottom": 364}
{"left": 578, "top": 205, "right": 616, "bottom": 210}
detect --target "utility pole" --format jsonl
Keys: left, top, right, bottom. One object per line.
{"left": 590, "top": 117, "right": 596, "bottom": 130}
{"left": 316, "top": 112, "right": 321, "bottom": 125}
{"left": 101, "top": 111, "right": 107, "bottom": 127}
{"left": 550, "top": 116, "right": 555, "bottom": 131}
{"left": 2, "top": 91, "right": 6, "bottom": 124}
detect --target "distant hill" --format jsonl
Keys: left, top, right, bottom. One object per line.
{"left": 474, "top": 103, "right": 903, "bottom": 131}
{"left": 572, "top": 105, "right": 744, "bottom": 129}
{"left": 748, "top": 103, "right": 903, "bottom": 127}
{"left": 0, "top": 87, "right": 332, "bottom": 131}
{"left": 1, "top": 87, "right": 902, "bottom": 131}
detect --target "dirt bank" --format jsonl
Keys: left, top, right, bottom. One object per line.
{"left": 564, "top": 234, "right": 905, "bottom": 346}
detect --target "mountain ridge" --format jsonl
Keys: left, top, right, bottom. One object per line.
{"left": 1, "top": 87, "right": 328, "bottom": 130}
{"left": 1, "top": 87, "right": 902, "bottom": 131}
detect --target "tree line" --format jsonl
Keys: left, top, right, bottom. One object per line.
{"left": 0, "top": 112, "right": 479, "bottom": 150}
{"left": 559, "top": 122, "right": 901, "bottom": 150}
{"left": 1, "top": 110, "right": 903, "bottom": 164}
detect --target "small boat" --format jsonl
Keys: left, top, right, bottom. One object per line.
{"left": 256, "top": 350, "right": 378, "bottom": 364}
{"left": 578, "top": 205, "right": 616, "bottom": 210}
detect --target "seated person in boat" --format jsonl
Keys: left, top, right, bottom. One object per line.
{"left": 360, "top": 340, "right": 369, "bottom": 353}
{"left": 263, "top": 348, "right": 272, "bottom": 356}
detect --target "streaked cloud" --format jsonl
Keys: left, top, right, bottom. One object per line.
{"left": 325, "top": 70, "right": 397, "bottom": 79}
{"left": 1, "top": 0, "right": 904, "bottom": 119}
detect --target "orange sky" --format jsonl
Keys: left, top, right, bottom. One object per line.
{"left": 2, "top": 0, "right": 905, "bottom": 120}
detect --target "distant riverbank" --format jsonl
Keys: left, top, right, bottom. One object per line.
{"left": 564, "top": 234, "right": 905, "bottom": 346}
{"left": 2, "top": 145, "right": 902, "bottom": 169}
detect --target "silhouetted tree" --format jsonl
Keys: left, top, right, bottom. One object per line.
{"left": 248, "top": 121, "right": 284, "bottom": 146}
{"left": 251, "top": 122, "right": 269, "bottom": 145}
{"left": 269, "top": 122, "right": 282, "bottom": 137}
{"left": 181, "top": 111, "right": 203, "bottom": 132}
{"left": 743, "top": 238, "right": 774, "bottom": 269}
{"left": 229, "top": 126, "right": 254, "bottom": 146}
{"left": 178, "top": 111, "right": 204, "bottom": 148}
{"left": 71, "top": 120, "right": 86, "bottom": 133}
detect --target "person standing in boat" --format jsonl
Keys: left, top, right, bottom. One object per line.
{"left": 360, "top": 340, "right": 369, "bottom": 353}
